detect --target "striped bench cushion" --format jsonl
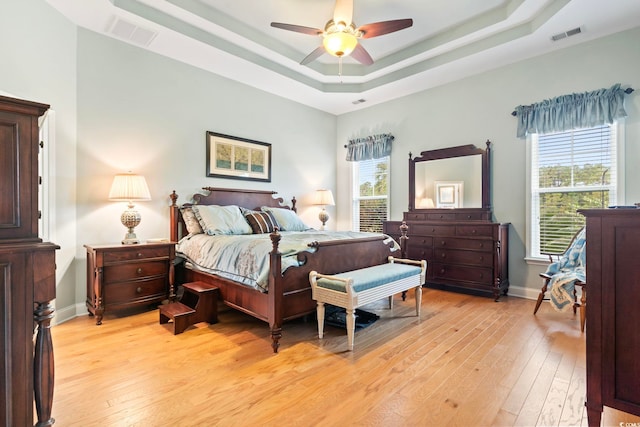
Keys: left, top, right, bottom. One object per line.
{"left": 316, "top": 263, "right": 422, "bottom": 293}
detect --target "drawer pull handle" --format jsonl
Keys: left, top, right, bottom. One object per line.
{"left": 471, "top": 229, "right": 477, "bottom": 234}
{"left": 467, "top": 215, "right": 472, "bottom": 219}
{"left": 441, "top": 253, "right": 446, "bottom": 258}
{"left": 137, "top": 268, "right": 143, "bottom": 274}
{"left": 441, "top": 241, "right": 446, "bottom": 246}
{"left": 136, "top": 287, "right": 142, "bottom": 293}
{"left": 137, "top": 253, "right": 143, "bottom": 258}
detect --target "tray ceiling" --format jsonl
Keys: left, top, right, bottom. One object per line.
{"left": 46, "top": 0, "right": 640, "bottom": 114}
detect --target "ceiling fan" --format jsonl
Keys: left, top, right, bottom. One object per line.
{"left": 270, "top": 0, "right": 413, "bottom": 66}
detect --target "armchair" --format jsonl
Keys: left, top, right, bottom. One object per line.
{"left": 533, "top": 227, "right": 587, "bottom": 332}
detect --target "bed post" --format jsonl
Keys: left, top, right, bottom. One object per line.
{"left": 268, "top": 230, "right": 283, "bottom": 353}
{"left": 170, "top": 191, "right": 179, "bottom": 242}
{"left": 399, "top": 221, "right": 409, "bottom": 259}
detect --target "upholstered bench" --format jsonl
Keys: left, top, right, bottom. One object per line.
{"left": 309, "top": 256, "right": 427, "bottom": 351}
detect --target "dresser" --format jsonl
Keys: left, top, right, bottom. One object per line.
{"left": 85, "top": 242, "right": 175, "bottom": 324}
{"left": 384, "top": 212, "right": 509, "bottom": 300}
{"left": 0, "top": 95, "right": 58, "bottom": 426}
{"left": 579, "top": 208, "right": 640, "bottom": 426}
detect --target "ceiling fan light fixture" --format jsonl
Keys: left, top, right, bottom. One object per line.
{"left": 323, "top": 31, "right": 358, "bottom": 57}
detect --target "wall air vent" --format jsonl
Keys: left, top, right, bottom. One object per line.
{"left": 551, "top": 27, "right": 582, "bottom": 42}
{"left": 107, "top": 16, "right": 157, "bottom": 47}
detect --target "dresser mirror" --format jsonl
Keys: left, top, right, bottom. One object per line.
{"left": 408, "top": 141, "right": 491, "bottom": 212}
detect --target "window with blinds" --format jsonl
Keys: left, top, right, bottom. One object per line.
{"left": 352, "top": 157, "right": 389, "bottom": 232}
{"left": 531, "top": 124, "right": 617, "bottom": 257}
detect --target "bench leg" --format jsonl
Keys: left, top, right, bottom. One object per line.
{"left": 346, "top": 308, "right": 356, "bottom": 351}
{"left": 316, "top": 302, "right": 325, "bottom": 339}
{"left": 415, "top": 286, "right": 422, "bottom": 317}
{"left": 388, "top": 295, "right": 393, "bottom": 309}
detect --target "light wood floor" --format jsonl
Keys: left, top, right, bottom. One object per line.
{"left": 51, "top": 289, "right": 639, "bottom": 426}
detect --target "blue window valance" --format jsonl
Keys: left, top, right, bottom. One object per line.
{"left": 513, "top": 84, "right": 630, "bottom": 139}
{"left": 345, "top": 133, "right": 394, "bottom": 162}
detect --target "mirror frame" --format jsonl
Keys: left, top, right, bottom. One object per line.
{"left": 408, "top": 140, "right": 491, "bottom": 212}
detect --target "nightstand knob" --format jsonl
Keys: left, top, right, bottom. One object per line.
{"left": 137, "top": 268, "right": 143, "bottom": 274}
{"left": 136, "top": 287, "right": 142, "bottom": 293}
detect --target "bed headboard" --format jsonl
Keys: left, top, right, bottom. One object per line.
{"left": 169, "top": 187, "right": 297, "bottom": 242}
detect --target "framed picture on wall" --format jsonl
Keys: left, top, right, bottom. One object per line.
{"left": 435, "top": 181, "right": 463, "bottom": 208}
{"left": 206, "top": 131, "right": 271, "bottom": 182}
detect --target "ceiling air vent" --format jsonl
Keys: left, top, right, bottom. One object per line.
{"left": 107, "top": 16, "right": 157, "bottom": 47}
{"left": 551, "top": 27, "right": 582, "bottom": 42}
{"left": 352, "top": 99, "right": 366, "bottom": 105}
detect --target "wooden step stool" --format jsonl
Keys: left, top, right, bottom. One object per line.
{"left": 159, "top": 281, "right": 219, "bottom": 334}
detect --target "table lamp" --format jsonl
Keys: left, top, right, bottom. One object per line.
{"left": 315, "top": 189, "right": 335, "bottom": 230}
{"left": 108, "top": 172, "right": 151, "bottom": 244}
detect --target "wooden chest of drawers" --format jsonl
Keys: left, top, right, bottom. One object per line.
{"left": 85, "top": 242, "right": 175, "bottom": 324}
{"left": 384, "top": 216, "right": 509, "bottom": 300}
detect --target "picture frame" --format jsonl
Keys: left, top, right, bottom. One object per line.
{"left": 206, "top": 131, "right": 271, "bottom": 182}
{"left": 435, "top": 181, "right": 463, "bottom": 208}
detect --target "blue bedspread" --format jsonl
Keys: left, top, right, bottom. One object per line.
{"left": 176, "top": 230, "right": 399, "bottom": 292}
{"left": 547, "top": 228, "right": 586, "bottom": 311}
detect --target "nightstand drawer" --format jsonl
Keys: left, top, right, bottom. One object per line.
{"left": 104, "top": 277, "right": 167, "bottom": 305}
{"left": 103, "top": 246, "right": 171, "bottom": 263}
{"left": 103, "top": 260, "right": 168, "bottom": 283}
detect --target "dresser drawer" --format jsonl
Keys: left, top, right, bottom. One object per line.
{"left": 104, "top": 277, "right": 167, "bottom": 305}
{"left": 427, "top": 212, "right": 456, "bottom": 221}
{"left": 455, "top": 225, "right": 495, "bottom": 237}
{"left": 433, "top": 248, "right": 493, "bottom": 266}
{"left": 404, "top": 212, "right": 427, "bottom": 221}
{"left": 407, "top": 246, "right": 433, "bottom": 261}
{"left": 454, "top": 212, "right": 487, "bottom": 221}
{"left": 431, "top": 262, "right": 494, "bottom": 285}
{"left": 103, "top": 246, "right": 171, "bottom": 263}
{"left": 407, "top": 236, "right": 433, "bottom": 248}
{"left": 412, "top": 224, "right": 455, "bottom": 236}
{"left": 434, "top": 237, "right": 493, "bottom": 252}
{"left": 103, "top": 260, "right": 168, "bottom": 283}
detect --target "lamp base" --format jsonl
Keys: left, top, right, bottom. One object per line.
{"left": 318, "top": 208, "right": 329, "bottom": 231}
{"left": 120, "top": 205, "right": 141, "bottom": 244}
{"left": 121, "top": 232, "right": 140, "bottom": 245}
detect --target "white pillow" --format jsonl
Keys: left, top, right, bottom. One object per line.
{"left": 180, "top": 207, "right": 203, "bottom": 235}
{"left": 261, "top": 206, "right": 311, "bottom": 231}
{"left": 192, "top": 205, "right": 252, "bottom": 235}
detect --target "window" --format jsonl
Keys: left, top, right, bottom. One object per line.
{"left": 352, "top": 157, "right": 389, "bottom": 232}
{"left": 529, "top": 123, "right": 621, "bottom": 258}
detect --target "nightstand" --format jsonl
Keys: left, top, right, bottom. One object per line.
{"left": 85, "top": 242, "right": 176, "bottom": 325}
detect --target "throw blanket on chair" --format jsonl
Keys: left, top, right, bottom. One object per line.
{"left": 548, "top": 228, "right": 587, "bottom": 311}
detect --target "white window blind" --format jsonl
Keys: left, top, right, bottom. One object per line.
{"left": 531, "top": 124, "right": 617, "bottom": 256}
{"left": 352, "top": 157, "right": 389, "bottom": 232}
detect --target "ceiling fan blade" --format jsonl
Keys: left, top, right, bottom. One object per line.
{"left": 357, "top": 18, "right": 413, "bottom": 39}
{"left": 270, "top": 22, "right": 323, "bottom": 36}
{"left": 300, "top": 46, "right": 326, "bottom": 65}
{"left": 333, "top": 0, "right": 353, "bottom": 25}
{"left": 350, "top": 43, "right": 373, "bottom": 65}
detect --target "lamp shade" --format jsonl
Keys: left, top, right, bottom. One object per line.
{"left": 315, "top": 189, "right": 335, "bottom": 206}
{"left": 108, "top": 173, "right": 151, "bottom": 201}
{"left": 323, "top": 32, "right": 358, "bottom": 57}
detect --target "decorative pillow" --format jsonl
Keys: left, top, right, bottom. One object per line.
{"left": 261, "top": 206, "right": 311, "bottom": 231}
{"left": 244, "top": 211, "right": 279, "bottom": 234}
{"left": 192, "top": 205, "right": 252, "bottom": 235}
{"left": 180, "top": 207, "right": 203, "bottom": 235}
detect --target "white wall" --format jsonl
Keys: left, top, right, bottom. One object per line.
{"left": 0, "top": 0, "right": 78, "bottom": 320}
{"left": 74, "top": 29, "right": 337, "bottom": 308}
{"left": 336, "top": 27, "right": 640, "bottom": 297}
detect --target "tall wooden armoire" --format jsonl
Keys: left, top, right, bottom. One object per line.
{"left": 0, "top": 95, "right": 59, "bottom": 426}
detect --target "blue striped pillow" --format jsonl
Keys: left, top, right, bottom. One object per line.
{"left": 244, "top": 211, "right": 279, "bottom": 234}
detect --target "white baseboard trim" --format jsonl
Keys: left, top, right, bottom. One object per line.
{"left": 507, "top": 285, "right": 539, "bottom": 300}
{"left": 52, "top": 303, "right": 87, "bottom": 326}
